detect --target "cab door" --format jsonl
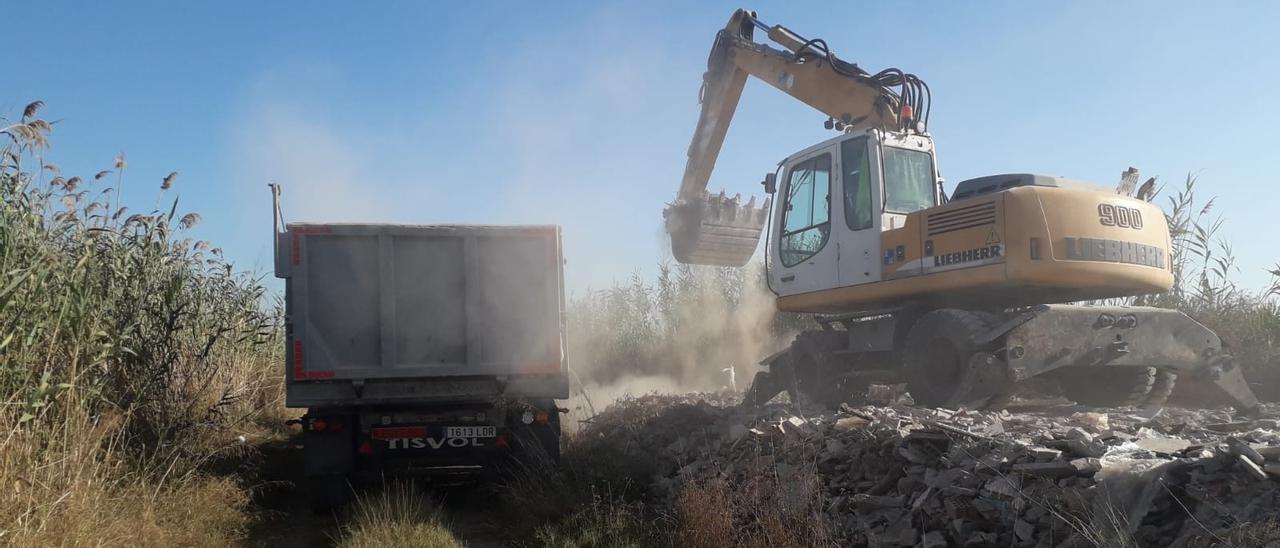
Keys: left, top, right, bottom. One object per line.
{"left": 835, "top": 136, "right": 883, "bottom": 287}
{"left": 769, "top": 146, "right": 838, "bottom": 297}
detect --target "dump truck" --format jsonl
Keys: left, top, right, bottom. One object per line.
{"left": 664, "top": 10, "right": 1261, "bottom": 414}
{"left": 272, "top": 193, "right": 568, "bottom": 508}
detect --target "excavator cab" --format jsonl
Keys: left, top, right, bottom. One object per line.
{"left": 766, "top": 129, "right": 940, "bottom": 298}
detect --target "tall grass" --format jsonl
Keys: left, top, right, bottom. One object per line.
{"left": 1, "top": 103, "right": 282, "bottom": 544}
{"left": 1141, "top": 174, "right": 1280, "bottom": 399}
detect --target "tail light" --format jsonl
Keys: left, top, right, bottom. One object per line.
{"left": 357, "top": 440, "right": 373, "bottom": 456}
{"left": 307, "top": 417, "right": 344, "bottom": 432}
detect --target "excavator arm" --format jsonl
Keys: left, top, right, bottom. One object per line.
{"left": 665, "top": 9, "right": 929, "bottom": 266}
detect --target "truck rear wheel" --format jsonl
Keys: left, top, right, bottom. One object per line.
{"left": 1057, "top": 366, "right": 1159, "bottom": 407}
{"left": 901, "top": 309, "right": 993, "bottom": 408}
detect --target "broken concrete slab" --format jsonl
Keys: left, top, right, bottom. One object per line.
{"left": 1133, "top": 435, "right": 1192, "bottom": 454}
{"left": 1237, "top": 454, "right": 1270, "bottom": 481}
{"left": 1012, "top": 461, "right": 1079, "bottom": 478}
{"left": 1228, "top": 436, "right": 1265, "bottom": 465}
{"left": 834, "top": 415, "right": 871, "bottom": 432}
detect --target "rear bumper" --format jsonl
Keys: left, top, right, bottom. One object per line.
{"left": 995, "top": 304, "right": 1258, "bottom": 412}
{"left": 286, "top": 374, "right": 569, "bottom": 408}
{"left": 302, "top": 399, "right": 560, "bottom": 480}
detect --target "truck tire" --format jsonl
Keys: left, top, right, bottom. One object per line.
{"left": 901, "top": 309, "right": 993, "bottom": 408}
{"left": 1057, "top": 366, "right": 1156, "bottom": 407}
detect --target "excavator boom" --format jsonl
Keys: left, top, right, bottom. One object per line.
{"left": 665, "top": 9, "right": 927, "bottom": 266}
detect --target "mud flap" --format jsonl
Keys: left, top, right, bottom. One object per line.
{"left": 1001, "top": 305, "right": 1260, "bottom": 415}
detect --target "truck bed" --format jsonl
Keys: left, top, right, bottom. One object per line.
{"left": 275, "top": 223, "right": 568, "bottom": 407}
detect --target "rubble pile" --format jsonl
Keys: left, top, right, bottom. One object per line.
{"left": 579, "top": 395, "right": 1280, "bottom": 547}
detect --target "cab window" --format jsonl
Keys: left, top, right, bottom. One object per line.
{"left": 779, "top": 153, "right": 831, "bottom": 267}
{"left": 883, "top": 147, "right": 936, "bottom": 213}
{"left": 841, "top": 137, "right": 873, "bottom": 230}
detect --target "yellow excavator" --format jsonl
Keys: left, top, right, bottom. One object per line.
{"left": 665, "top": 9, "right": 1260, "bottom": 413}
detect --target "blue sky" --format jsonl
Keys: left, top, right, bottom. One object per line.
{"left": 8, "top": 1, "right": 1280, "bottom": 292}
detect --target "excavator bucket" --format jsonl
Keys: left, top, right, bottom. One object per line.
{"left": 665, "top": 191, "right": 769, "bottom": 267}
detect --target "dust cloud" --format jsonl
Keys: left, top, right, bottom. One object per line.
{"left": 562, "top": 262, "right": 802, "bottom": 422}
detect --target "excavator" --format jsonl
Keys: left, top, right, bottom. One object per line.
{"left": 664, "top": 9, "right": 1260, "bottom": 414}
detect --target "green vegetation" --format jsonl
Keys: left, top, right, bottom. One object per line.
{"left": 1, "top": 103, "right": 283, "bottom": 545}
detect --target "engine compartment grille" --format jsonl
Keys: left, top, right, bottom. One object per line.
{"left": 927, "top": 201, "right": 995, "bottom": 236}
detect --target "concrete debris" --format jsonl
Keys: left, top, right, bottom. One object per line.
{"left": 866, "top": 383, "right": 915, "bottom": 406}
{"left": 1227, "top": 436, "right": 1265, "bottom": 464}
{"left": 1068, "top": 411, "right": 1109, "bottom": 431}
{"left": 920, "top": 530, "right": 947, "bottom": 548}
{"left": 1237, "top": 454, "right": 1269, "bottom": 481}
{"left": 1259, "top": 445, "right": 1280, "bottom": 461}
{"left": 835, "top": 416, "right": 872, "bottom": 432}
{"left": 579, "top": 395, "right": 1280, "bottom": 548}
{"left": 1132, "top": 432, "right": 1193, "bottom": 455}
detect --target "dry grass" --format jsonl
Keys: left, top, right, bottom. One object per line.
{"left": 499, "top": 428, "right": 663, "bottom": 546}
{"left": 0, "top": 406, "right": 251, "bottom": 546}
{"left": 530, "top": 492, "right": 656, "bottom": 548}
{"left": 1183, "top": 520, "right": 1280, "bottom": 547}
{"left": 676, "top": 458, "right": 831, "bottom": 548}
{"left": 337, "top": 482, "right": 462, "bottom": 548}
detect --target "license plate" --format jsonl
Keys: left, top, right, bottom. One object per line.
{"left": 446, "top": 426, "right": 496, "bottom": 438}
